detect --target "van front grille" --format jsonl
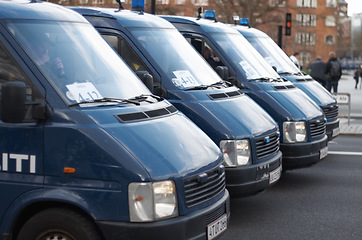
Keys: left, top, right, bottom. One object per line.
{"left": 183, "top": 165, "right": 225, "bottom": 208}
{"left": 323, "top": 105, "right": 338, "bottom": 120}
{"left": 309, "top": 118, "right": 326, "bottom": 138}
{"left": 255, "top": 132, "right": 280, "bottom": 159}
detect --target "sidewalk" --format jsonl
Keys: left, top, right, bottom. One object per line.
{"left": 333, "top": 71, "right": 362, "bottom": 136}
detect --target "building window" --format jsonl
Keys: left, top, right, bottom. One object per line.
{"left": 295, "top": 32, "right": 316, "bottom": 45}
{"left": 269, "top": 0, "right": 285, "bottom": 7}
{"left": 325, "top": 35, "right": 335, "bottom": 45}
{"left": 92, "top": 0, "right": 104, "bottom": 4}
{"left": 326, "top": 0, "right": 337, "bottom": 7}
{"left": 300, "top": 52, "right": 311, "bottom": 67}
{"left": 79, "top": 0, "right": 88, "bottom": 4}
{"left": 191, "top": 0, "right": 208, "bottom": 6}
{"left": 156, "top": 0, "right": 169, "bottom": 4}
{"left": 296, "top": 14, "right": 316, "bottom": 26}
{"left": 175, "top": 0, "right": 186, "bottom": 4}
{"left": 325, "top": 16, "right": 336, "bottom": 26}
{"left": 296, "top": 0, "right": 317, "bottom": 8}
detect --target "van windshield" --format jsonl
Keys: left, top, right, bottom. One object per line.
{"left": 243, "top": 35, "right": 300, "bottom": 75}
{"left": 209, "top": 32, "right": 281, "bottom": 81}
{"left": 5, "top": 20, "right": 150, "bottom": 105}
{"left": 129, "top": 28, "right": 223, "bottom": 89}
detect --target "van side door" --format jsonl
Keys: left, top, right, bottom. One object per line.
{"left": 0, "top": 40, "right": 44, "bottom": 223}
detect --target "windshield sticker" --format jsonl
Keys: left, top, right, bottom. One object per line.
{"left": 172, "top": 70, "right": 199, "bottom": 88}
{"left": 66, "top": 82, "right": 102, "bottom": 103}
{"left": 239, "top": 61, "right": 260, "bottom": 79}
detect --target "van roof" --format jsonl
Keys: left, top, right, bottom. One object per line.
{"left": 71, "top": 7, "right": 174, "bottom": 29}
{"left": 161, "top": 15, "right": 238, "bottom": 34}
{"left": 0, "top": 0, "right": 86, "bottom": 22}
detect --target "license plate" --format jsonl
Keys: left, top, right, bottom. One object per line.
{"left": 332, "top": 127, "right": 340, "bottom": 137}
{"left": 269, "top": 166, "right": 282, "bottom": 184}
{"left": 207, "top": 214, "right": 227, "bottom": 240}
{"left": 320, "top": 146, "right": 328, "bottom": 159}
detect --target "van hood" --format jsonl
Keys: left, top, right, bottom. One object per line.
{"left": 168, "top": 89, "right": 278, "bottom": 143}
{"left": 84, "top": 102, "right": 222, "bottom": 180}
{"left": 245, "top": 82, "right": 324, "bottom": 122}
{"left": 283, "top": 75, "right": 337, "bottom": 107}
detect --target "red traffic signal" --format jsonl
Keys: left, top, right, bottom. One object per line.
{"left": 285, "top": 13, "right": 292, "bottom": 36}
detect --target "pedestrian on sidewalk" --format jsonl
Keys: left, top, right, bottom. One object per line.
{"left": 290, "top": 52, "right": 300, "bottom": 69}
{"left": 324, "top": 51, "right": 342, "bottom": 93}
{"left": 310, "top": 56, "right": 327, "bottom": 88}
{"left": 354, "top": 66, "right": 360, "bottom": 89}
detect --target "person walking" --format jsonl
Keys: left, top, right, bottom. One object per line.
{"left": 290, "top": 52, "right": 300, "bottom": 69}
{"left": 310, "top": 56, "right": 327, "bottom": 88}
{"left": 324, "top": 51, "right": 342, "bottom": 93}
{"left": 354, "top": 67, "right": 360, "bottom": 89}
{"left": 354, "top": 65, "right": 362, "bottom": 89}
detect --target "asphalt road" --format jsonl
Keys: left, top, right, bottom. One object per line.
{"left": 220, "top": 135, "right": 362, "bottom": 240}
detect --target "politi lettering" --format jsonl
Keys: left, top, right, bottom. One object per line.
{"left": 0, "top": 153, "right": 36, "bottom": 173}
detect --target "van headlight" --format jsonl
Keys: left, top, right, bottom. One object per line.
{"left": 128, "top": 180, "right": 178, "bottom": 222}
{"left": 220, "top": 139, "right": 251, "bottom": 167}
{"left": 283, "top": 121, "right": 306, "bottom": 143}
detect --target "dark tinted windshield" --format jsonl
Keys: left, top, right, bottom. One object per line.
{"left": 243, "top": 34, "right": 300, "bottom": 75}
{"left": 130, "top": 28, "right": 223, "bottom": 89}
{"left": 210, "top": 32, "right": 281, "bottom": 81}
{"left": 6, "top": 20, "right": 150, "bottom": 105}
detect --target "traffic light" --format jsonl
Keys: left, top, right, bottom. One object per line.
{"left": 285, "top": 13, "right": 292, "bottom": 36}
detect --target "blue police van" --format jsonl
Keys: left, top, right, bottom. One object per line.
{"left": 71, "top": 6, "right": 283, "bottom": 197}
{"left": 162, "top": 11, "right": 328, "bottom": 170}
{"left": 232, "top": 23, "right": 339, "bottom": 141}
{"left": 0, "top": 2, "right": 229, "bottom": 239}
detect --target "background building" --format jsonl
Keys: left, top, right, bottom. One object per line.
{"left": 54, "top": 0, "right": 359, "bottom": 69}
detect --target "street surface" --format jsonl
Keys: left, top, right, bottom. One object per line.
{"left": 220, "top": 135, "right": 362, "bottom": 240}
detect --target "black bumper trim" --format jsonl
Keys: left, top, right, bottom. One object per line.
{"left": 96, "top": 190, "right": 230, "bottom": 240}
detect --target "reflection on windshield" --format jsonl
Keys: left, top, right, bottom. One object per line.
{"left": 244, "top": 35, "right": 300, "bottom": 75}
{"left": 6, "top": 20, "right": 150, "bottom": 105}
{"left": 210, "top": 32, "right": 281, "bottom": 80}
{"left": 130, "top": 28, "right": 222, "bottom": 89}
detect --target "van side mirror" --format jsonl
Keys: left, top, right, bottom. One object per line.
{"left": 216, "top": 66, "right": 229, "bottom": 81}
{"left": 136, "top": 71, "right": 154, "bottom": 93}
{"left": 1, "top": 82, "right": 27, "bottom": 123}
{"left": 0, "top": 81, "right": 47, "bottom": 123}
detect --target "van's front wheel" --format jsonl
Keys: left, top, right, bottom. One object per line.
{"left": 17, "top": 208, "right": 102, "bottom": 240}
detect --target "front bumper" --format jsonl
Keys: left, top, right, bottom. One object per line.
{"left": 281, "top": 134, "right": 328, "bottom": 169}
{"left": 97, "top": 190, "right": 230, "bottom": 240}
{"left": 225, "top": 151, "right": 282, "bottom": 197}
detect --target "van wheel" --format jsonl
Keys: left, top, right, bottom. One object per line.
{"left": 17, "top": 208, "right": 102, "bottom": 240}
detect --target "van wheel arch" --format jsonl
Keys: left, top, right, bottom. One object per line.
{"left": 12, "top": 203, "right": 104, "bottom": 240}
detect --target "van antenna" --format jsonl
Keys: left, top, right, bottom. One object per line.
{"left": 197, "top": 7, "right": 203, "bottom": 19}
{"left": 115, "top": 0, "right": 124, "bottom": 12}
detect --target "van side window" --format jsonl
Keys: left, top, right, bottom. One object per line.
{"left": 0, "top": 43, "right": 39, "bottom": 122}
{"left": 102, "top": 34, "right": 159, "bottom": 84}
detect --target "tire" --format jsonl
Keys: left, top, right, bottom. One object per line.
{"left": 17, "top": 208, "right": 102, "bottom": 240}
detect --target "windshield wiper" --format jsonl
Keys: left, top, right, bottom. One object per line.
{"left": 131, "top": 94, "right": 163, "bottom": 102}
{"left": 69, "top": 97, "right": 141, "bottom": 107}
{"left": 248, "top": 77, "right": 273, "bottom": 82}
{"left": 185, "top": 81, "right": 226, "bottom": 91}
{"left": 278, "top": 71, "right": 293, "bottom": 75}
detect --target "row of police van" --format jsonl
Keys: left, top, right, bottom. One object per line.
{"left": 0, "top": 1, "right": 339, "bottom": 239}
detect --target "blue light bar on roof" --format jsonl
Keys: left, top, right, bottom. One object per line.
{"left": 240, "top": 18, "right": 249, "bottom": 26}
{"left": 131, "top": 0, "right": 144, "bottom": 11}
{"left": 204, "top": 10, "right": 216, "bottom": 20}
